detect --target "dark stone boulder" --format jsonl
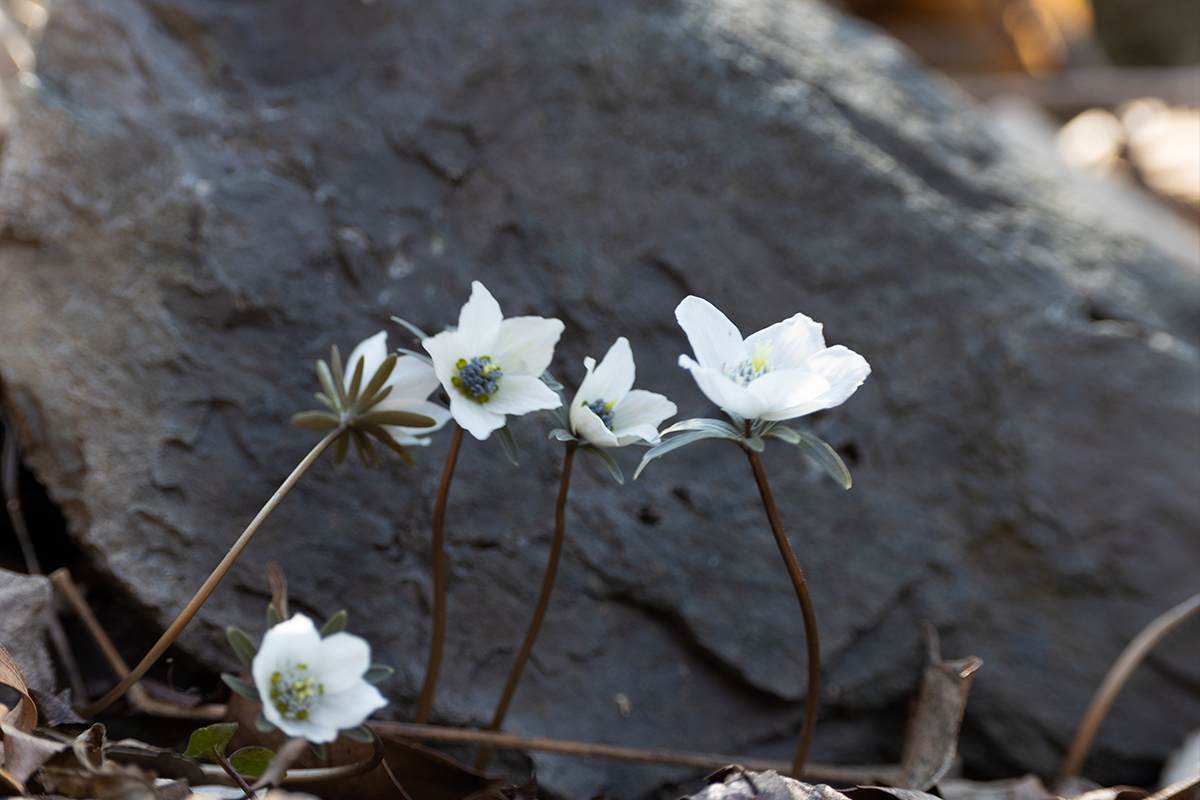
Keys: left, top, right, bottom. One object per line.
{"left": 0, "top": 0, "right": 1196, "bottom": 794}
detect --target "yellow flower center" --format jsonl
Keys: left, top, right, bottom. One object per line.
{"left": 725, "top": 341, "right": 772, "bottom": 386}
{"left": 269, "top": 665, "right": 325, "bottom": 721}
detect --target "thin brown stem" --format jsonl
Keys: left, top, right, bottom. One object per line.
{"left": 476, "top": 442, "right": 576, "bottom": 770}
{"left": 83, "top": 426, "right": 345, "bottom": 718}
{"left": 744, "top": 444, "right": 819, "bottom": 780}
{"left": 1059, "top": 591, "right": 1200, "bottom": 778}
{"left": 414, "top": 423, "right": 465, "bottom": 724}
{"left": 214, "top": 748, "right": 258, "bottom": 799}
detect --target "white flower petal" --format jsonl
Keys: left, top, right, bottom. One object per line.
{"left": 307, "top": 680, "right": 387, "bottom": 733}
{"left": 272, "top": 714, "right": 339, "bottom": 743}
{"left": 611, "top": 389, "right": 677, "bottom": 446}
{"left": 344, "top": 332, "right": 389, "bottom": 392}
{"left": 385, "top": 355, "right": 441, "bottom": 400}
{"left": 448, "top": 394, "right": 506, "bottom": 440}
{"left": 457, "top": 282, "right": 504, "bottom": 356}
{"left": 573, "top": 403, "right": 620, "bottom": 447}
{"left": 486, "top": 374, "right": 562, "bottom": 416}
{"left": 252, "top": 615, "right": 320, "bottom": 691}
{"left": 492, "top": 316, "right": 564, "bottom": 376}
{"left": 308, "top": 632, "right": 371, "bottom": 694}
{"left": 679, "top": 355, "right": 764, "bottom": 419}
{"left": 675, "top": 296, "right": 746, "bottom": 370}
{"left": 744, "top": 313, "right": 826, "bottom": 370}
{"left": 744, "top": 367, "right": 829, "bottom": 419}
{"left": 422, "top": 330, "right": 463, "bottom": 389}
{"left": 576, "top": 338, "right": 634, "bottom": 406}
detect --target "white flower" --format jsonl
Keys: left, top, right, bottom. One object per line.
{"left": 675, "top": 296, "right": 870, "bottom": 421}
{"left": 422, "top": 281, "right": 565, "bottom": 440}
{"left": 251, "top": 614, "right": 386, "bottom": 743}
{"left": 569, "top": 337, "right": 677, "bottom": 447}
{"left": 344, "top": 331, "right": 452, "bottom": 446}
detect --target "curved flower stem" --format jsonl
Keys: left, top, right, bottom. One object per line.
{"left": 214, "top": 749, "right": 257, "bottom": 800}
{"left": 414, "top": 423, "right": 465, "bottom": 724}
{"left": 744, "top": 445, "right": 819, "bottom": 780}
{"left": 476, "top": 441, "right": 577, "bottom": 771}
{"left": 82, "top": 426, "right": 346, "bottom": 718}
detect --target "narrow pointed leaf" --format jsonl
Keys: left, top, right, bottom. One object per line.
{"left": 329, "top": 346, "right": 347, "bottom": 407}
{"left": 291, "top": 411, "right": 340, "bottom": 431}
{"left": 358, "top": 353, "right": 397, "bottom": 411}
{"left": 334, "top": 433, "right": 350, "bottom": 466}
{"left": 548, "top": 428, "right": 577, "bottom": 443}
{"left": 266, "top": 603, "right": 282, "bottom": 628}
{"left": 660, "top": 418, "right": 743, "bottom": 439}
{"left": 634, "top": 429, "right": 736, "bottom": 479}
{"left": 341, "top": 725, "right": 375, "bottom": 744}
{"left": 395, "top": 347, "right": 434, "bottom": 365}
{"left": 743, "top": 435, "right": 766, "bottom": 452}
{"left": 225, "top": 627, "right": 257, "bottom": 672}
{"left": 309, "top": 742, "right": 327, "bottom": 761}
{"left": 540, "top": 370, "right": 564, "bottom": 393}
{"left": 320, "top": 610, "right": 348, "bottom": 637}
{"left": 254, "top": 711, "right": 274, "bottom": 733}
{"left": 390, "top": 315, "right": 431, "bottom": 343}
{"left": 350, "top": 428, "right": 377, "bottom": 468}
{"left": 496, "top": 424, "right": 520, "bottom": 466}
{"left": 357, "top": 409, "right": 436, "bottom": 428}
{"left": 358, "top": 383, "right": 394, "bottom": 413}
{"left": 361, "top": 424, "right": 417, "bottom": 466}
{"left": 345, "top": 355, "right": 366, "bottom": 407}
{"left": 363, "top": 664, "right": 395, "bottom": 684}
{"left": 220, "top": 674, "right": 261, "bottom": 703}
{"left": 794, "top": 431, "right": 853, "bottom": 489}
{"left": 316, "top": 360, "right": 341, "bottom": 412}
{"left": 315, "top": 392, "right": 336, "bottom": 411}
{"left": 763, "top": 424, "right": 800, "bottom": 444}
{"left": 229, "top": 746, "right": 275, "bottom": 778}
{"left": 184, "top": 723, "right": 239, "bottom": 759}
{"left": 581, "top": 445, "right": 624, "bottom": 484}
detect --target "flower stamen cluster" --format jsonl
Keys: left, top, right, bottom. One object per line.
{"left": 585, "top": 398, "right": 617, "bottom": 430}
{"left": 724, "top": 341, "right": 773, "bottom": 386}
{"left": 269, "top": 666, "right": 323, "bottom": 721}
{"left": 453, "top": 356, "right": 502, "bottom": 403}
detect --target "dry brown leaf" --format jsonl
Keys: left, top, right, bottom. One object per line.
{"left": 898, "top": 623, "right": 983, "bottom": 790}
{"left": 689, "top": 767, "right": 852, "bottom": 800}
{"left": 0, "top": 720, "right": 69, "bottom": 786}
{"left": 0, "top": 640, "right": 38, "bottom": 732}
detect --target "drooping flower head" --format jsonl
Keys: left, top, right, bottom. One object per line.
{"left": 423, "top": 281, "right": 565, "bottom": 440}
{"left": 569, "top": 337, "right": 677, "bottom": 447}
{"left": 676, "top": 296, "right": 870, "bottom": 421}
{"left": 343, "top": 332, "right": 451, "bottom": 446}
{"left": 251, "top": 614, "right": 386, "bottom": 743}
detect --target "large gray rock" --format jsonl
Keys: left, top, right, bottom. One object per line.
{"left": 0, "top": 0, "right": 1197, "bottom": 793}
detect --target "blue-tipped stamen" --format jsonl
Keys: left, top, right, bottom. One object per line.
{"left": 451, "top": 356, "right": 502, "bottom": 403}
{"left": 586, "top": 398, "right": 617, "bottom": 430}
{"left": 724, "top": 341, "right": 772, "bottom": 386}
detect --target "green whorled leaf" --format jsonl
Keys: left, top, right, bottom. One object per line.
{"left": 762, "top": 424, "right": 800, "bottom": 444}
{"left": 254, "top": 710, "right": 275, "bottom": 733}
{"left": 315, "top": 392, "right": 336, "bottom": 411}
{"left": 395, "top": 347, "right": 433, "bottom": 365}
{"left": 357, "top": 409, "right": 436, "bottom": 428}
{"left": 350, "top": 428, "right": 379, "bottom": 468}
{"left": 748, "top": 417, "right": 776, "bottom": 438}
{"left": 358, "top": 382, "right": 394, "bottom": 414}
{"left": 660, "top": 417, "right": 743, "bottom": 439}
{"left": 228, "top": 746, "right": 275, "bottom": 778}
{"left": 580, "top": 444, "right": 624, "bottom": 485}
{"left": 319, "top": 610, "right": 347, "bottom": 637}
{"left": 329, "top": 346, "right": 348, "bottom": 408}
{"left": 221, "top": 674, "right": 261, "bottom": 703}
{"left": 390, "top": 315, "right": 431, "bottom": 343}
{"left": 540, "top": 370, "right": 565, "bottom": 393}
{"left": 357, "top": 353, "right": 397, "bottom": 412}
{"left": 548, "top": 427, "right": 578, "bottom": 443}
{"left": 363, "top": 664, "right": 395, "bottom": 684}
{"left": 316, "top": 360, "right": 341, "bottom": 412}
{"left": 226, "top": 627, "right": 258, "bottom": 672}
{"left": 184, "top": 722, "right": 239, "bottom": 759}
{"left": 291, "top": 411, "right": 340, "bottom": 431}
{"left": 495, "top": 424, "right": 520, "bottom": 466}
{"left": 345, "top": 354, "right": 366, "bottom": 408}
{"left": 634, "top": 429, "right": 737, "bottom": 479}
{"left": 360, "top": 424, "right": 416, "bottom": 466}
{"left": 793, "top": 430, "right": 853, "bottom": 489}
{"left": 743, "top": 435, "right": 766, "bottom": 453}
{"left": 341, "top": 724, "right": 375, "bottom": 744}
{"left": 266, "top": 603, "right": 282, "bottom": 629}
{"left": 724, "top": 408, "right": 747, "bottom": 430}
{"left": 333, "top": 432, "right": 350, "bottom": 466}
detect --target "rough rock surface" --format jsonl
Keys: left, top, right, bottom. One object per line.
{"left": 0, "top": 568, "right": 54, "bottom": 692}
{"left": 0, "top": 0, "right": 1197, "bottom": 794}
